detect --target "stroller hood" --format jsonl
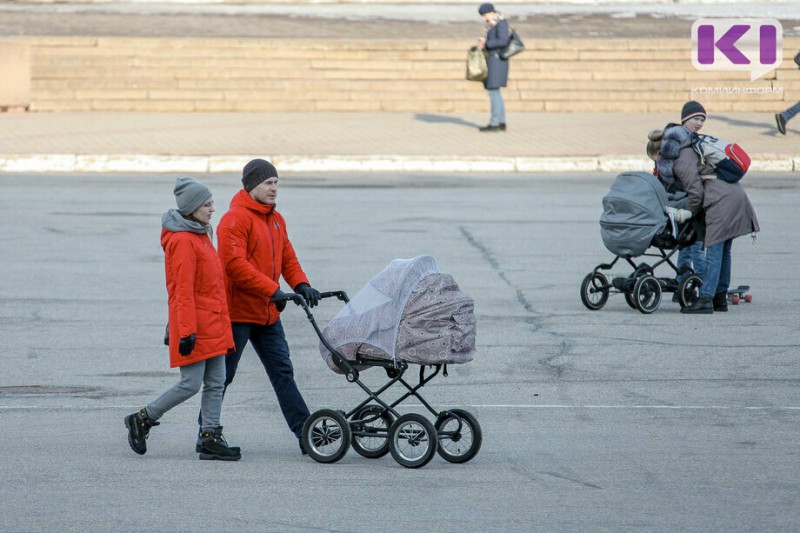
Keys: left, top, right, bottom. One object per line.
{"left": 320, "top": 255, "right": 476, "bottom": 373}
{"left": 600, "top": 172, "right": 668, "bottom": 257}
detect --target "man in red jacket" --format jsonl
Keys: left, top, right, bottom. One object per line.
{"left": 214, "top": 158, "right": 321, "bottom": 454}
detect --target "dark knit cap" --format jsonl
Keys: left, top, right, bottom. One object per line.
{"left": 681, "top": 100, "right": 707, "bottom": 123}
{"left": 242, "top": 159, "right": 278, "bottom": 192}
{"left": 174, "top": 177, "right": 212, "bottom": 216}
{"left": 478, "top": 3, "right": 495, "bottom": 15}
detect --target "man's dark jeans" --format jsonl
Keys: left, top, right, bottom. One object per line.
{"left": 199, "top": 320, "right": 310, "bottom": 438}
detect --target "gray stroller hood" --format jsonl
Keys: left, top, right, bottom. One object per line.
{"left": 319, "top": 255, "right": 476, "bottom": 373}
{"left": 600, "top": 172, "right": 669, "bottom": 257}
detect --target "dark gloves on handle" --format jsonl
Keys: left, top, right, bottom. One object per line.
{"left": 270, "top": 288, "right": 288, "bottom": 312}
{"left": 178, "top": 334, "right": 196, "bottom": 356}
{"left": 294, "top": 283, "right": 321, "bottom": 308}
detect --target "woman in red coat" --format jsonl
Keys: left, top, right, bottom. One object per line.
{"left": 124, "top": 178, "right": 240, "bottom": 461}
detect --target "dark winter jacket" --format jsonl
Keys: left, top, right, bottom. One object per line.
{"left": 484, "top": 19, "right": 510, "bottom": 89}
{"left": 658, "top": 125, "right": 760, "bottom": 249}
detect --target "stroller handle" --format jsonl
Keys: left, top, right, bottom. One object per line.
{"left": 270, "top": 289, "right": 350, "bottom": 311}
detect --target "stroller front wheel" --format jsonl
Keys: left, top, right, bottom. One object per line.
{"left": 435, "top": 409, "right": 482, "bottom": 464}
{"left": 302, "top": 409, "right": 351, "bottom": 464}
{"left": 581, "top": 272, "right": 609, "bottom": 310}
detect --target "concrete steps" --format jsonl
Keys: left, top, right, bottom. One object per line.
{"left": 20, "top": 36, "right": 800, "bottom": 113}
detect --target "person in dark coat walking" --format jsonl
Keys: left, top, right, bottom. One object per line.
{"left": 476, "top": 3, "right": 510, "bottom": 132}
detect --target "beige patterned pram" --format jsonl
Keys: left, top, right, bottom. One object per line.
{"left": 281, "top": 255, "right": 481, "bottom": 469}
{"left": 320, "top": 255, "right": 476, "bottom": 373}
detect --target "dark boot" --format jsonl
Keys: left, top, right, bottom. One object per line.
{"left": 198, "top": 427, "right": 241, "bottom": 461}
{"left": 712, "top": 292, "right": 728, "bottom": 312}
{"left": 124, "top": 408, "right": 160, "bottom": 455}
{"left": 681, "top": 295, "right": 713, "bottom": 314}
{"left": 196, "top": 429, "right": 240, "bottom": 454}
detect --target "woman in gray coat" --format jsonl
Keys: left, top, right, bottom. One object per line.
{"left": 477, "top": 3, "right": 510, "bottom": 132}
{"left": 659, "top": 101, "right": 760, "bottom": 314}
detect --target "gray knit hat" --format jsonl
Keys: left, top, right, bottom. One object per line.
{"left": 174, "top": 177, "right": 212, "bottom": 216}
{"left": 242, "top": 159, "right": 278, "bottom": 192}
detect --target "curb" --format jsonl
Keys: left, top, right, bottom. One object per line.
{"left": 1, "top": 154, "right": 798, "bottom": 173}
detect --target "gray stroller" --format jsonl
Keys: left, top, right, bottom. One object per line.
{"left": 580, "top": 172, "right": 701, "bottom": 314}
{"left": 277, "top": 255, "right": 481, "bottom": 468}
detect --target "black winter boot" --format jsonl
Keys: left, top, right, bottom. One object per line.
{"left": 198, "top": 427, "right": 241, "bottom": 461}
{"left": 681, "top": 295, "right": 713, "bottom": 314}
{"left": 124, "top": 408, "right": 160, "bottom": 455}
{"left": 196, "top": 429, "right": 240, "bottom": 454}
{"left": 712, "top": 292, "right": 728, "bottom": 312}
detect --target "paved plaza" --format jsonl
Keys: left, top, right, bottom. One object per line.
{"left": 1, "top": 171, "right": 798, "bottom": 531}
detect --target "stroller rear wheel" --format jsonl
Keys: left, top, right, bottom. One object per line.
{"left": 678, "top": 274, "right": 702, "bottom": 308}
{"left": 350, "top": 404, "right": 393, "bottom": 459}
{"left": 302, "top": 409, "right": 351, "bottom": 464}
{"left": 580, "top": 272, "right": 609, "bottom": 310}
{"left": 389, "top": 413, "right": 438, "bottom": 469}
{"left": 633, "top": 275, "right": 662, "bottom": 314}
{"left": 435, "top": 409, "right": 482, "bottom": 464}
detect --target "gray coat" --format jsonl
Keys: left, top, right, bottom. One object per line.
{"left": 668, "top": 127, "right": 760, "bottom": 249}
{"left": 484, "top": 19, "right": 510, "bottom": 89}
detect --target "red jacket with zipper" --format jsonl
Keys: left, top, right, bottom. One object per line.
{"left": 161, "top": 229, "right": 235, "bottom": 367}
{"left": 217, "top": 189, "right": 309, "bottom": 325}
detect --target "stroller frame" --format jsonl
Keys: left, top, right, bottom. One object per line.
{"left": 276, "top": 290, "right": 482, "bottom": 469}
{"left": 581, "top": 222, "right": 702, "bottom": 314}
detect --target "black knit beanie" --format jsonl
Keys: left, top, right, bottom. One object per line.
{"left": 681, "top": 100, "right": 707, "bottom": 123}
{"left": 242, "top": 159, "right": 278, "bottom": 192}
{"left": 478, "top": 3, "right": 495, "bottom": 15}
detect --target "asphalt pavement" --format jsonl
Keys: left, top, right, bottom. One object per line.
{"left": 1, "top": 171, "right": 798, "bottom": 532}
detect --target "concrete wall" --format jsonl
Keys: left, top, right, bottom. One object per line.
{"left": 0, "top": 41, "right": 31, "bottom": 111}
{"left": 14, "top": 36, "right": 800, "bottom": 113}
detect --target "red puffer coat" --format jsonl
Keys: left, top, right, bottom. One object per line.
{"left": 217, "top": 189, "right": 309, "bottom": 325}
{"left": 162, "top": 229, "right": 235, "bottom": 367}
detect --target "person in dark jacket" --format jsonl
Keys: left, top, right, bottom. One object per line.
{"left": 124, "top": 177, "right": 240, "bottom": 461}
{"left": 657, "top": 101, "right": 760, "bottom": 314}
{"left": 211, "top": 159, "right": 322, "bottom": 455}
{"left": 476, "top": 3, "right": 510, "bottom": 132}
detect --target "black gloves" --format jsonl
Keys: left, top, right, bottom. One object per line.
{"left": 163, "top": 324, "right": 170, "bottom": 346}
{"left": 270, "top": 288, "right": 288, "bottom": 312}
{"left": 178, "top": 334, "right": 196, "bottom": 356}
{"left": 294, "top": 283, "right": 321, "bottom": 308}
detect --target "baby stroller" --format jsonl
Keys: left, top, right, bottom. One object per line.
{"left": 580, "top": 172, "right": 701, "bottom": 314}
{"left": 276, "top": 255, "right": 481, "bottom": 469}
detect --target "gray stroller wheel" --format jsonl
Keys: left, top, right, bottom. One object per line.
{"left": 302, "top": 409, "right": 351, "bottom": 464}
{"left": 678, "top": 274, "right": 703, "bottom": 308}
{"left": 633, "top": 274, "right": 662, "bottom": 314}
{"left": 389, "top": 413, "right": 438, "bottom": 469}
{"left": 580, "top": 272, "right": 609, "bottom": 310}
{"left": 350, "top": 404, "right": 393, "bottom": 459}
{"left": 435, "top": 409, "right": 482, "bottom": 464}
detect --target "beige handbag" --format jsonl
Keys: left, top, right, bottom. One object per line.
{"left": 466, "top": 46, "right": 488, "bottom": 81}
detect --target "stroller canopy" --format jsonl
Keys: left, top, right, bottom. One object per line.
{"left": 600, "top": 172, "right": 668, "bottom": 257}
{"left": 320, "top": 256, "right": 476, "bottom": 373}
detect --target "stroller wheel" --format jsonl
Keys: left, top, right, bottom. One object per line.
{"left": 678, "top": 274, "right": 703, "bottom": 308}
{"left": 389, "top": 413, "right": 438, "bottom": 469}
{"left": 302, "top": 409, "right": 351, "bottom": 464}
{"left": 350, "top": 405, "right": 393, "bottom": 459}
{"left": 633, "top": 275, "right": 662, "bottom": 314}
{"left": 435, "top": 409, "right": 482, "bottom": 464}
{"left": 580, "top": 272, "right": 609, "bottom": 310}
